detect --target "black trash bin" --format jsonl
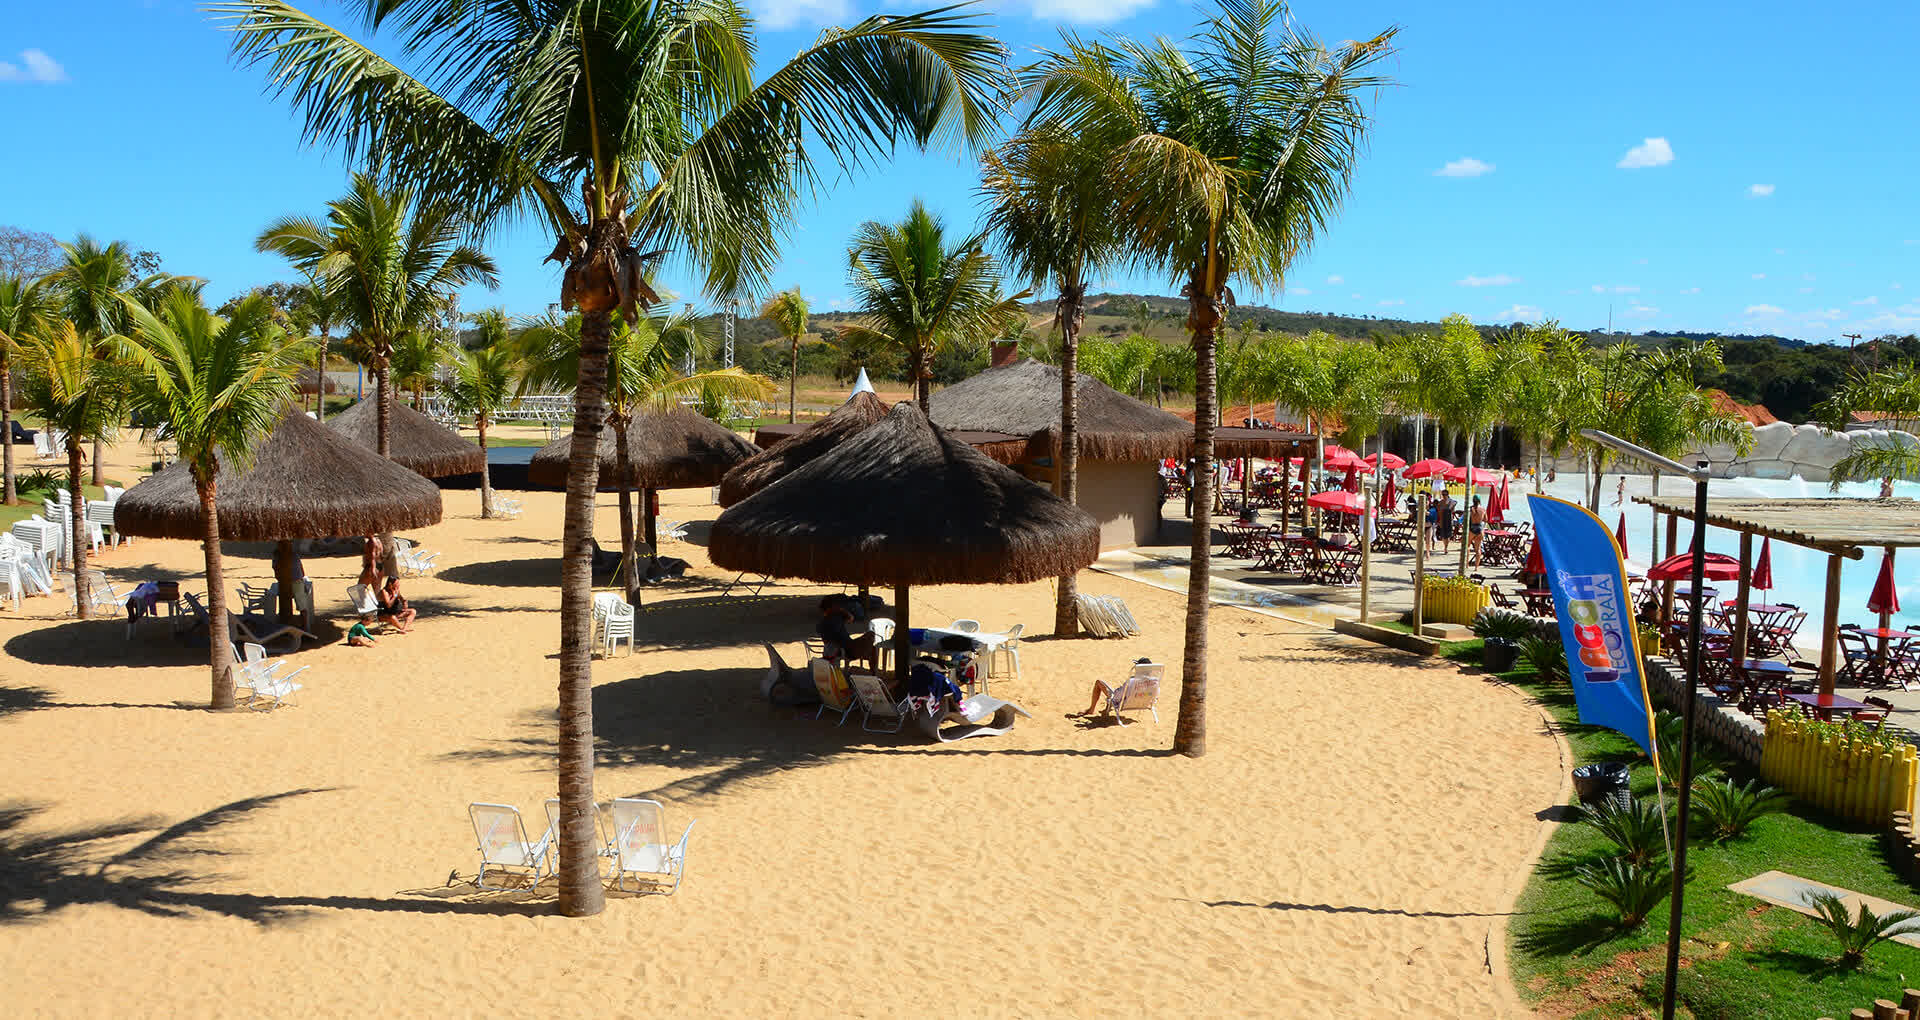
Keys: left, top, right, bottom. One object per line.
{"left": 1571, "top": 762, "right": 1633, "bottom": 813}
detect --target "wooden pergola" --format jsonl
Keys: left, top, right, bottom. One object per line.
{"left": 1633, "top": 495, "right": 1920, "bottom": 694}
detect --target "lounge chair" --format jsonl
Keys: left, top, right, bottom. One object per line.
{"left": 68, "top": 569, "right": 120, "bottom": 616}
{"left": 913, "top": 694, "right": 1033, "bottom": 742}
{"left": 229, "top": 612, "right": 315, "bottom": 654}
{"left": 605, "top": 798, "right": 693, "bottom": 895}
{"left": 236, "top": 641, "right": 307, "bottom": 710}
{"left": 468, "top": 803, "right": 553, "bottom": 890}
{"left": 847, "top": 671, "right": 910, "bottom": 733}
{"left": 1100, "top": 663, "right": 1164, "bottom": 725}
{"left": 812, "top": 658, "right": 857, "bottom": 725}
{"left": 392, "top": 537, "right": 440, "bottom": 576}
{"left": 493, "top": 496, "right": 522, "bottom": 520}
{"left": 761, "top": 642, "right": 817, "bottom": 706}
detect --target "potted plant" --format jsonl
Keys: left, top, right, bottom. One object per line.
{"left": 1470, "top": 610, "right": 1536, "bottom": 671}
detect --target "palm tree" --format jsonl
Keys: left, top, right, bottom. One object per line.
{"left": 390, "top": 329, "right": 445, "bottom": 408}
{"left": 219, "top": 0, "right": 1004, "bottom": 916}
{"left": 1260, "top": 330, "right": 1346, "bottom": 492}
{"left": 447, "top": 339, "right": 518, "bottom": 520}
{"left": 760, "top": 288, "right": 811, "bottom": 423}
{"left": 117, "top": 291, "right": 310, "bottom": 707}
{"left": 1427, "top": 315, "right": 1527, "bottom": 574}
{"left": 15, "top": 320, "right": 130, "bottom": 617}
{"left": 0, "top": 275, "right": 54, "bottom": 504}
{"left": 288, "top": 281, "right": 344, "bottom": 418}
{"left": 1819, "top": 362, "right": 1920, "bottom": 492}
{"left": 1571, "top": 342, "right": 1750, "bottom": 513}
{"left": 982, "top": 123, "right": 1121, "bottom": 637}
{"left": 838, "top": 200, "right": 1019, "bottom": 414}
{"left": 1029, "top": 0, "right": 1397, "bottom": 755}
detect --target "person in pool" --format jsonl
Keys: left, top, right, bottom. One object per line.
{"left": 347, "top": 614, "right": 378, "bottom": 647}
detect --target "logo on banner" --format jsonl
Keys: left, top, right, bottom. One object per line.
{"left": 1558, "top": 570, "right": 1633, "bottom": 683}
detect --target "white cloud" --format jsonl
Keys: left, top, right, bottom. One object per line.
{"left": 1024, "top": 0, "right": 1158, "bottom": 23}
{"left": 1748, "top": 184, "right": 1775, "bottom": 197}
{"left": 1457, "top": 273, "right": 1518, "bottom": 288}
{"left": 1325, "top": 275, "right": 1344, "bottom": 285}
{"left": 1894, "top": 283, "right": 1905, "bottom": 290}
{"left": 1815, "top": 308, "right": 1846, "bottom": 321}
{"left": 1773, "top": 247, "right": 1787, "bottom": 255}
{"left": 0, "top": 48, "right": 66, "bottom": 84}
{"left": 1288, "top": 287, "right": 1312, "bottom": 296}
{"left": 1616, "top": 137, "right": 1674, "bottom": 169}
{"left": 1350, "top": 292, "right": 1362, "bottom": 300}
{"left": 1751, "top": 273, "right": 1766, "bottom": 280}
{"left": 1624, "top": 304, "right": 1659, "bottom": 318}
{"left": 1744, "top": 304, "right": 1784, "bottom": 316}
{"left": 1494, "top": 304, "right": 1544, "bottom": 322}
{"left": 1377, "top": 298, "right": 1405, "bottom": 307}
{"left": 1853, "top": 295, "right": 1880, "bottom": 305}
{"left": 1680, "top": 286, "right": 1701, "bottom": 294}
{"left": 1798, "top": 287, "right": 1814, "bottom": 294}
{"left": 1636, "top": 258, "right": 1650, "bottom": 265}
{"left": 1590, "top": 283, "right": 1640, "bottom": 294}
{"left": 744, "top": 0, "right": 850, "bottom": 29}
{"left": 1434, "top": 157, "right": 1495, "bottom": 178}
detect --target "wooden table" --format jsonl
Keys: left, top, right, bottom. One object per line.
{"left": 1785, "top": 691, "right": 1872, "bottom": 721}
{"left": 1521, "top": 589, "right": 1555, "bottom": 618}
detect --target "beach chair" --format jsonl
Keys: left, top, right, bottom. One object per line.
{"left": 345, "top": 583, "right": 382, "bottom": 618}
{"left": 660, "top": 519, "right": 689, "bottom": 543}
{"left": 987, "top": 623, "right": 1023, "bottom": 680}
{"left": 812, "top": 658, "right": 857, "bottom": 725}
{"left": 543, "top": 798, "right": 614, "bottom": 868}
{"left": 1101, "top": 663, "right": 1164, "bottom": 725}
{"left": 913, "top": 694, "right": 1033, "bottom": 742}
{"left": 392, "top": 537, "right": 440, "bottom": 576}
{"left": 68, "top": 569, "right": 120, "bottom": 616}
{"left": 847, "top": 671, "right": 910, "bottom": 733}
{"left": 605, "top": 798, "right": 694, "bottom": 895}
{"left": 468, "top": 803, "right": 553, "bottom": 890}
{"left": 236, "top": 642, "right": 307, "bottom": 710}
{"left": 867, "top": 617, "right": 896, "bottom": 674}
{"left": 236, "top": 583, "right": 273, "bottom": 617}
{"left": 493, "top": 496, "right": 522, "bottom": 520}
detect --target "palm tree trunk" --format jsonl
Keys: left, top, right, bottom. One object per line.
{"left": 1054, "top": 283, "right": 1084, "bottom": 638}
{"left": 90, "top": 435, "right": 103, "bottom": 485}
{"left": 789, "top": 338, "right": 799, "bottom": 424}
{"left": 1459, "top": 430, "right": 1475, "bottom": 575}
{"left": 1175, "top": 276, "right": 1222, "bottom": 759}
{"left": 1533, "top": 441, "right": 1543, "bottom": 494}
{"left": 314, "top": 332, "right": 328, "bottom": 421}
{"left": 613, "top": 418, "right": 637, "bottom": 602}
{"left": 373, "top": 355, "right": 400, "bottom": 579}
{"left": 914, "top": 341, "right": 932, "bottom": 415}
{"left": 477, "top": 415, "right": 493, "bottom": 519}
{"left": 68, "top": 440, "right": 90, "bottom": 618}
{"left": 196, "top": 473, "right": 236, "bottom": 709}
{"left": 555, "top": 298, "right": 610, "bottom": 918}
{"left": 2, "top": 359, "right": 14, "bottom": 505}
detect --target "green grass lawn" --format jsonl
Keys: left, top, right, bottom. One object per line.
{"left": 1469, "top": 637, "right": 1920, "bottom": 1017}
{"left": 0, "top": 476, "right": 125, "bottom": 532}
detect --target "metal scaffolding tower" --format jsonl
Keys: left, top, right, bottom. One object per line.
{"left": 724, "top": 298, "right": 737, "bottom": 367}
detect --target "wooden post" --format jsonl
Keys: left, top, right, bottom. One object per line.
{"left": 1898, "top": 989, "right": 1920, "bottom": 1016}
{"left": 1732, "top": 531, "right": 1754, "bottom": 663}
{"left": 1821, "top": 552, "right": 1844, "bottom": 696}
{"left": 1879, "top": 547, "right": 1896, "bottom": 676}
{"left": 893, "top": 583, "right": 911, "bottom": 692}
{"left": 1278, "top": 453, "right": 1291, "bottom": 539}
{"left": 1413, "top": 492, "right": 1429, "bottom": 633}
{"left": 1872, "top": 999, "right": 1900, "bottom": 1020}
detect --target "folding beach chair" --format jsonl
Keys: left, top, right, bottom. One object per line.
{"left": 392, "top": 537, "right": 440, "bottom": 576}
{"left": 346, "top": 583, "right": 382, "bottom": 618}
{"left": 1101, "top": 662, "right": 1164, "bottom": 725}
{"left": 236, "top": 642, "right": 307, "bottom": 710}
{"left": 68, "top": 569, "right": 120, "bottom": 616}
{"left": 812, "top": 658, "right": 857, "bottom": 725}
{"left": 847, "top": 671, "right": 910, "bottom": 733}
{"left": 468, "top": 803, "right": 553, "bottom": 890}
{"left": 605, "top": 798, "right": 693, "bottom": 895}
{"left": 543, "top": 798, "right": 614, "bottom": 868}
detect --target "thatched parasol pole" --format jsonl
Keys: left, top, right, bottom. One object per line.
{"left": 894, "top": 583, "right": 912, "bottom": 691}
{"left": 612, "top": 417, "right": 638, "bottom": 600}
{"left": 274, "top": 540, "right": 297, "bottom": 622}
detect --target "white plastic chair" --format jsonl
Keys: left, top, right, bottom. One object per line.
{"left": 346, "top": 583, "right": 381, "bottom": 617}
{"left": 990, "top": 623, "right": 1024, "bottom": 679}
{"left": 493, "top": 496, "right": 523, "bottom": 520}
{"left": 599, "top": 596, "right": 634, "bottom": 657}
{"left": 867, "top": 617, "right": 896, "bottom": 673}
{"left": 392, "top": 537, "right": 440, "bottom": 576}
{"left": 32, "top": 431, "right": 52, "bottom": 459}
{"left": 948, "top": 619, "right": 981, "bottom": 634}
{"left": 68, "top": 569, "right": 119, "bottom": 616}
{"left": 660, "top": 520, "right": 689, "bottom": 543}
{"left": 605, "top": 798, "right": 694, "bottom": 895}
{"left": 0, "top": 552, "right": 20, "bottom": 612}
{"left": 848, "top": 671, "right": 909, "bottom": 733}
{"left": 236, "top": 642, "right": 307, "bottom": 710}
{"left": 468, "top": 803, "right": 553, "bottom": 890}
{"left": 1103, "top": 663, "right": 1164, "bottom": 725}
{"left": 85, "top": 500, "right": 122, "bottom": 548}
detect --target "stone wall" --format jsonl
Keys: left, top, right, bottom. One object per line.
{"left": 1525, "top": 421, "right": 1919, "bottom": 483}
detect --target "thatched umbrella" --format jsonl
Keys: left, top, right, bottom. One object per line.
{"left": 718, "top": 390, "right": 891, "bottom": 506}
{"left": 527, "top": 409, "right": 757, "bottom": 579}
{"left": 925, "top": 357, "right": 1190, "bottom": 462}
{"left": 710, "top": 404, "right": 1099, "bottom": 688}
{"left": 327, "top": 396, "right": 485, "bottom": 478}
{"left": 116, "top": 405, "right": 444, "bottom": 620}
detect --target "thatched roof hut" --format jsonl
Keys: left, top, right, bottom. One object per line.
{"left": 710, "top": 404, "right": 1099, "bottom": 587}
{"left": 115, "top": 405, "right": 444, "bottom": 541}
{"left": 526, "top": 408, "right": 757, "bottom": 490}
{"left": 926, "top": 358, "right": 1190, "bottom": 462}
{"left": 328, "top": 397, "right": 485, "bottom": 478}
{"left": 717, "top": 391, "right": 892, "bottom": 506}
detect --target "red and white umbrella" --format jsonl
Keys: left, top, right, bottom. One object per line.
{"left": 1442, "top": 465, "right": 1504, "bottom": 487}
{"left": 1363, "top": 451, "right": 1406, "bottom": 471}
{"left": 1404, "top": 458, "right": 1453, "bottom": 480}
{"left": 1306, "top": 490, "right": 1365, "bottom": 514}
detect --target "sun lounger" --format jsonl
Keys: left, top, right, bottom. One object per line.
{"left": 761, "top": 642, "right": 818, "bottom": 706}
{"left": 913, "top": 694, "right": 1032, "bottom": 742}
{"left": 228, "top": 612, "right": 315, "bottom": 654}
{"left": 847, "top": 671, "right": 910, "bottom": 733}
{"left": 812, "top": 658, "right": 857, "bottom": 725}
{"left": 605, "top": 798, "right": 693, "bottom": 895}
{"left": 468, "top": 803, "right": 553, "bottom": 890}
{"left": 1101, "top": 662, "right": 1163, "bottom": 725}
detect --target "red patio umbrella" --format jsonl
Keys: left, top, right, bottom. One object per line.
{"left": 1868, "top": 550, "right": 1901, "bottom": 616}
{"left": 1363, "top": 451, "right": 1406, "bottom": 471}
{"left": 1523, "top": 537, "right": 1545, "bottom": 578}
{"left": 1404, "top": 458, "right": 1453, "bottom": 480}
{"left": 1496, "top": 476, "right": 1511, "bottom": 512}
{"left": 1306, "top": 490, "right": 1365, "bottom": 514}
{"left": 1343, "top": 463, "right": 1360, "bottom": 493}
{"left": 1752, "top": 537, "right": 1773, "bottom": 590}
{"left": 1442, "top": 465, "right": 1504, "bottom": 487}
{"left": 1615, "top": 513, "right": 1629, "bottom": 560}
{"left": 1646, "top": 550, "right": 1743, "bottom": 582}
{"left": 1322, "top": 444, "right": 1357, "bottom": 461}
{"left": 1382, "top": 474, "right": 1399, "bottom": 506}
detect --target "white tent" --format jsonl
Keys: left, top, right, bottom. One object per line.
{"left": 850, "top": 367, "right": 874, "bottom": 397}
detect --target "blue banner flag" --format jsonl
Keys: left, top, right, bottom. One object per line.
{"left": 1525, "top": 494, "right": 1660, "bottom": 762}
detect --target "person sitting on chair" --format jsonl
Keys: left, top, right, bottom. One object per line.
{"left": 1075, "top": 657, "right": 1154, "bottom": 717}
{"left": 816, "top": 597, "right": 878, "bottom": 673}
{"left": 378, "top": 576, "right": 417, "bottom": 633}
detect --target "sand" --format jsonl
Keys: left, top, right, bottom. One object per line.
{"left": 0, "top": 432, "right": 1560, "bottom": 1017}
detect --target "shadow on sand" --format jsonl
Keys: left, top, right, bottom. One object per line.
{"left": 438, "top": 558, "right": 560, "bottom": 589}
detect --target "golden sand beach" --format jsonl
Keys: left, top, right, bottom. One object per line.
{"left": 0, "top": 436, "right": 1559, "bottom": 1017}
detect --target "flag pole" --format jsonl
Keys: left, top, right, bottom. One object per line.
{"left": 1582, "top": 429, "right": 1710, "bottom": 1020}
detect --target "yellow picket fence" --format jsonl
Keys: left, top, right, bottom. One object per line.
{"left": 1422, "top": 578, "right": 1489, "bottom": 625}
{"left": 1760, "top": 710, "right": 1918, "bottom": 826}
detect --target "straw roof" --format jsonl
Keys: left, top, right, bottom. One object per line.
{"left": 525, "top": 408, "right": 757, "bottom": 490}
{"left": 1633, "top": 495, "right": 1920, "bottom": 558}
{"left": 709, "top": 404, "right": 1099, "bottom": 586}
{"left": 718, "top": 391, "right": 891, "bottom": 506}
{"left": 114, "top": 405, "right": 443, "bottom": 541}
{"left": 927, "top": 358, "right": 1190, "bottom": 462}
{"left": 328, "top": 397, "right": 484, "bottom": 478}
{"left": 1213, "top": 427, "right": 1318, "bottom": 460}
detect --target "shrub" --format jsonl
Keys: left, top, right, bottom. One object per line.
{"left": 1689, "top": 777, "right": 1788, "bottom": 843}
{"left": 1574, "top": 856, "right": 1673, "bottom": 929}
{"left": 1517, "top": 635, "right": 1569, "bottom": 683}
{"left": 1802, "top": 889, "right": 1920, "bottom": 967}
{"left": 1469, "top": 611, "right": 1536, "bottom": 642}
{"left": 1582, "top": 796, "right": 1667, "bottom": 867}
{"left": 1655, "top": 710, "right": 1721, "bottom": 781}
{"left": 15, "top": 468, "right": 65, "bottom": 501}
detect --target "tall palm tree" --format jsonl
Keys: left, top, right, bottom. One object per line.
{"left": 982, "top": 123, "right": 1121, "bottom": 637}
{"left": 839, "top": 200, "right": 1019, "bottom": 414}
{"left": 1029, "top": 0, "right": 1396, "bottom": 755}
{"left": 0, "top": 275, "right": 55, "bottom": 504}
{"left": 288, "top": 281, "right": 344, "bottom": 418}
{"left": 218, "top": 0, "right": 1003, "bottom": 916}
{"left": 1426, "top": 315, "right": 1527, "bottom": 574}
{"left": 1819, "top": 361, "right": 1920, "bottom": 491}
{"left": 760, "top": 288, "right": 810, "bottom": 423}
{"left": 118, "top": 291, "right": 310, "bottom": 707}
{"left": 16, "top": 320, "right": 130, "bottom": 617}
{"left": 447, "top": 339, "right": 519, "bottom": 520}
{"left": 390, "top": 328, "right": 446, "bottom": 408}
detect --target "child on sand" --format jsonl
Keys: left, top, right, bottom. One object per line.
{"left": 348, "top": 615, "right": 377, "bottom": 647}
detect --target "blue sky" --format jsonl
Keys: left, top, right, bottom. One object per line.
{"left": 4, "top": 0, "right": 1917, "bottom": 340}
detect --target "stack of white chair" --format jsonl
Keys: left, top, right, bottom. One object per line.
{"left": 392, "top": 537, "right": 440, "bottom": 576}
{"left": 235, "top": 642, "right": 307, "bottom": 710}
{"left": 2, "top": 530, "right": 56, "bottom": 600}
{"left": 592, "top": 591, "right": 634, "bottom": 657}
{"left": 1075, "top": 594, "right": 1141, "bottom": 637}
{"left": 32, "top": 430, "right": 55, "bottom": 460}
{"left": 492, "top": 496, "right": 522, "bottom": 519}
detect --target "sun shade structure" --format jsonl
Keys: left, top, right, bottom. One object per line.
{"left": 719, "top": 391, "right": 892, "bottom": 506}
{"left": 710, "top": 405, "right": 1100, "bottom": 688}
{"left": 926, "top": 358, "right": 1190, "bottom": 462}
{"left": 327, "top": 396, "right": 485, "bottom": 478}
{"left": 526, "top": 408, "right": 756, "bottom": 490}
{"left": 115, "top": 405, "right": 444, "bottom": 622}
